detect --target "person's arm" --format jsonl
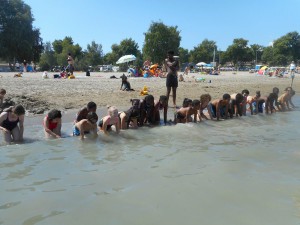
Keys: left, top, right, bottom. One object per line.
{"left": 163, "top": 106, "right": 167, "bottom": 125}
{"left": 43, "top": 117, "right": 60, "bottom": 138}
{"left": 249, "top": 100, "right": 253, "bottom": 115}
{"left": 197, "top": 109, "right": 202, "bottom": 122}
{"left": 166, "top": 59, "right": 178, "bottom": 72}
{"left": 185, "top": 109, "right": 189, "bottom": 123}
{"left": 242, "top": 101, "right": 247, "bottom": 116}
{"left": 102, "top": 117, "right": 109, "bottom": 135}
{"left": 115, "top": 119, "right": 120, "bottom": 134}
{"left": 265, "top": 99, "right": 269, "bottom": 114}
{"left": 224, "top": 103, "right": 229, "bottom": 119}
{"left": 18, "top": 115, "right": 25, "bottom": 141}
{"left": 216, "top": 102, "right": 220, "bottom": 120}
{"left": 77, "top": 121, "right": 85, "bottom": 140}
{"left": 125, "top": 112, "right": 131, "bottom": 129}
{"left": 234, "top": 104, "right": 238, "bottom": 117}
{"left": 193, "top": 110, "right": 197, "bottom": 123}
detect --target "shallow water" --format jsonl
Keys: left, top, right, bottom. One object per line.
{"left": 1, "top": 98, "right": 300, "bottom": 225}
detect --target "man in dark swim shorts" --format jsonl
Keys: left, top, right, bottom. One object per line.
{"left": 165, "top": 50, "right": 179, "bottom": 108}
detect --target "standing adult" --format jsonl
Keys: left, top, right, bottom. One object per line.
{"left": 290, "top": 61, "right": 296, "bottom": 76}
{"left": 67, "top": 53, "right": 74, "bottom": 75}
{"left": 15, "top": 61, "right": 20, "bottom": 71}
{"left": 165, "top": 50, "right": 179, "bottom": 108}
{"left": 23, "top": 60, "right": 27, "bottom": 72}
{"left": 0, "top": 105, "right": 25, "bottom": 143}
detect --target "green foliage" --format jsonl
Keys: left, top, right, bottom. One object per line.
{"left": 85, "top": 41, "right": 103, "bottom": 66}
{"left": 104, "top": 38, "right": 141, "bottom": 71}
{"left": 143, "top": 21, "right": 181, "bottom": 65}
{"left": 224, "top": 38, "right": 252, "bottom": 66}
{"left": 0, "top": 0, "right": 43, "bottom": 63}
{"left": 51, "top": 37, "right": 82, "bottom": 68}
{"left": 249, "top": 44, "right": 264, "bottom": 64}
{"left": 178, "top": 47, "right": 190, "bottom": 63}
{"left": 262, "top": 31, "right": 300, "bottom": 66}
{"left": 38, "top": 42, "right": 56, "bottom": 71}
{"left": 189, "top": 39, "right": 216, "bottom": 64}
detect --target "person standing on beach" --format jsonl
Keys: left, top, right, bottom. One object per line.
{"left": 23, "top": 60, "right": 27, "bottom": 72}
{"left": 66, "top": 53, "right": 74, "bottom": 75}
{"left": 165, "top": 50, "right": 179, "bottom": 108}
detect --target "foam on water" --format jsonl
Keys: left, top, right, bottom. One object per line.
{"left": 1, "top": 98, "right": 300, "bottom": 225}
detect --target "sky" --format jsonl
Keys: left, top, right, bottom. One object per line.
{"left": 24, "top": 0, "right": 300, "bottom": 54}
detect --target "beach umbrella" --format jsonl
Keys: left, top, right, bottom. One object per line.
{"left": 260, "top": 66, "right": 268, "bottom": 70}
{"left": 150, "top": 64, "right": 159, "bottom": 69}
{"left": 196, "top": 62, "right": 207, "bottom": 66}
{"left": 116, "top": 55, "right": 136, "bottom": 64}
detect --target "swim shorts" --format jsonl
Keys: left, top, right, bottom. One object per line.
{"left": 166, "top": 73, "right": 178, "bottom": 88}
{"left": 73, "top": 126, "right": 80, "bottom": 136}
{"left": 207, "top": 103, "right": 216, "bottom": 118}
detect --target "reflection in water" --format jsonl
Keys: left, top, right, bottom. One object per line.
{"left": 0, "top": 98, "right": 300, "bottom": 225}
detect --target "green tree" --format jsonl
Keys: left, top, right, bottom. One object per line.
{"left": 143, "top": 21, "right": 181, "bottom": 65}
{"left": 264, "top": 31, "right": 300, "bottom": 66}
{"left": 189, "top": 39, "right": 217, "bottom": 64}
{"left": 225, "top": 38, "right": 252, "bottom": 67}
{"left": 104, "top": 38, "right": 141, "bottom": 71}
{"left": 38, "top": 42, "right": 56, "bottom": 71}
{"left": 178, "top": 47, "right": 190, "bottom": 63}
{"left": 0, "top": 0, "right": 43, "bottom": 63}
{"left": 52, "top": 37, "right": 82, "bottom": 67}
{"left": 85, "top": 41, "right": 103, "bottom": 67}
{"left": 250, "top": 44, "right": 264, "bottom": 65}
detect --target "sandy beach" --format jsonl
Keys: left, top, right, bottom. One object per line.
{"left": 0, "top": 71, "right": 298, "bottom": 116}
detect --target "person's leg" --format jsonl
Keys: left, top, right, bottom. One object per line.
{"left": 70, "top": 65, "right": 74, "bottom": 75}
{"left": 172, "top": 87, "right": 177, "bottom": 107}
{"left": 166, "top": 87, "right": 171, "bottom": 105}
{"left": 11, "top": 127, "right": 21, "bottom": 142}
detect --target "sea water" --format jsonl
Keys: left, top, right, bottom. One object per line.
{"left": 1, "top": 98, "right": 300, "bottom": 225}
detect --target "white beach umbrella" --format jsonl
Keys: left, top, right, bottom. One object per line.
{"left": 116, "top": 55, "right": 136, "bottom": 64}
{"left": 196, "top": 62, "right": 207, "bottom": 66}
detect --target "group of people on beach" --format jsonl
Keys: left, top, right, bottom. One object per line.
{"left": 0, "top": 83, "right": 296, "bottom": 144}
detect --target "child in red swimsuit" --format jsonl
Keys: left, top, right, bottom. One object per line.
{"left": 43, "top": 109, "right": 62, "bottom": 138}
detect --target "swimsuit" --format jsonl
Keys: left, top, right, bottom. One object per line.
{"left": 98, "top": 116, "right": 118, "bottom": 131}
{"left": 175, "top": 112, "right": 185, "bottom": 120}
{"left": 46, "top": 116, "right": 58, "bottom": 130}
{"left": 73, "top": 126, "right": 80, "bottom": 136}
{"left": 1, "top": 112, "right": 19, "bottom": 131}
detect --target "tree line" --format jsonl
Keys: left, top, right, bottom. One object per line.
{"left": 1, "top": 0, "right": 299, "bottom": 72}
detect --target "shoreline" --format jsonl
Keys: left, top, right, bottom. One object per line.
{"left": 1, "top": 71, "right": 299, "bottom": 125}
